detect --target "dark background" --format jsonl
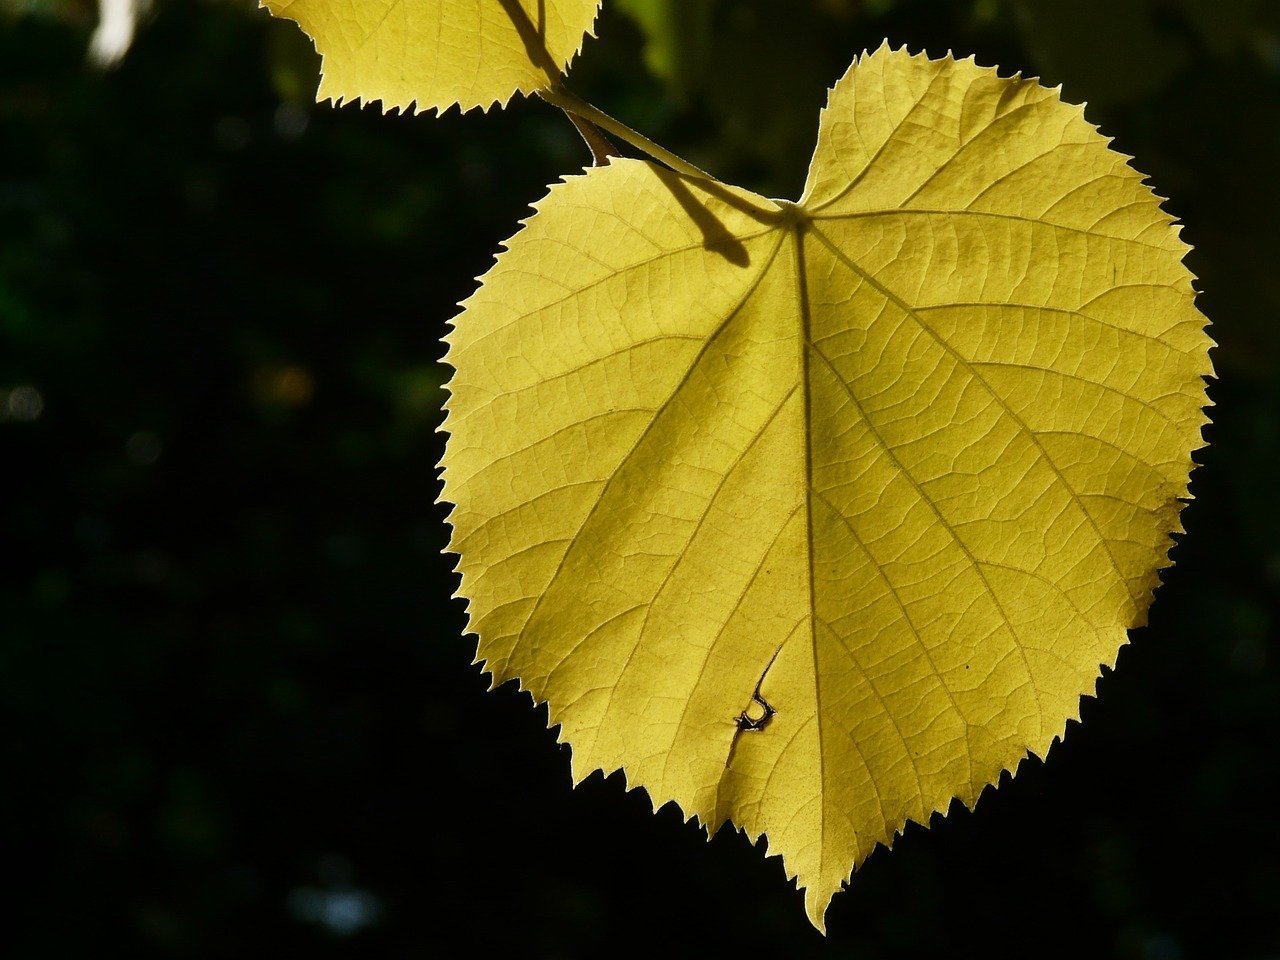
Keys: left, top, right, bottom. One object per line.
{"left": 2, "top": 0, "right": 1277, "bottom": 956}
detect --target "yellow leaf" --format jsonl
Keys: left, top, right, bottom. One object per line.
{"left": 441, "top": 46, "right": 1212, "bottom": 930}
{"left": 261, "top": 0, "right": 601, "bottom": 114}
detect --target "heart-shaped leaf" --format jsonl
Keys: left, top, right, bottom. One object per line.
{"left": 441, "top": 45, "right": 1212, "bottom": 929}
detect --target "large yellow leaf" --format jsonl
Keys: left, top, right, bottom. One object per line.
{"left": 261, "top": 0, "right": 601, "bottom": 113}
{"left": 441, "top": 46, "right": 1212, "bottom": 930}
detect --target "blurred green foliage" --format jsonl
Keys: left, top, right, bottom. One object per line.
{"left": 1, "top": 1, "right": 1278, "bottom": 957}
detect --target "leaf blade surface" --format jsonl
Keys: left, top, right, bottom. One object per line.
{"left": 442, "top": 46, "right": 1212, "bottom": 930}
{"left": 262, "top": 0, "right": 601, "bottom": 113}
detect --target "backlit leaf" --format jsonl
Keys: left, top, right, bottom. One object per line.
{"left": 261, "top": 0, "right": 601, "bottom": 114}
{"left": 441, "top": 45, "right": 1212, "bottom": 929}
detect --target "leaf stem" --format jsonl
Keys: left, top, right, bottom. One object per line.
{"left": 561, "top": 110, "right": 623, "bottom": 167}
{"left": 539, "top": 84, "right": 713, "bottom": 182}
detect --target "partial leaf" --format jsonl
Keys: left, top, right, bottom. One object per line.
{"left": 441, "top": 45, "right": 1212, "bottom": 930}
{"left": 261, "top": 0, "right": 602, "bottom": 114}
